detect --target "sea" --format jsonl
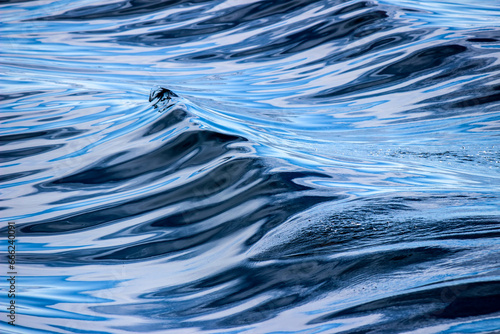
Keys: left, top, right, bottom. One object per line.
{"left": 1, "top": 0, "right": 500, "bottom": 333}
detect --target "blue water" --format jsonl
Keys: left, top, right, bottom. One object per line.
{"left": 1, "top": 0, "right": 500, "bottom": 333}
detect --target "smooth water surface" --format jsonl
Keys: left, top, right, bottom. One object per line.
{"left": 1, "top": 0, "right": 500, "bottom": 333}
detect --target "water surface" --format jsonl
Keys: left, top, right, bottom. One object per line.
{"left": 1, "top": 0, "right": 500, "bottom": 333}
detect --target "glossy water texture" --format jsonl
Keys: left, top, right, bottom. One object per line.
{"left": 1, "top": 0, "right": 500, "bottom": 333}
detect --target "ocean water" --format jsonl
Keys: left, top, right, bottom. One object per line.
{"left": 1, "top": 0, "right": 500, "bottom": 333}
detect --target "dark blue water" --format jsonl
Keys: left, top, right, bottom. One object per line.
{"left": 1, "top": 0, "right": 500, "bottom": 333}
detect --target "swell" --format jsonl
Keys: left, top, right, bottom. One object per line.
{"left": 13, "top": 92, "right": 343, "bottom": 265}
